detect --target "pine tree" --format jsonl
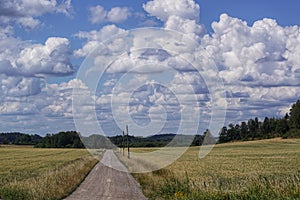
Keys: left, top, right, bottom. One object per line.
{"left": 289, "top": 100, "right": 300, "bottom": 129}
{"left": 240, "top": 121, "right": 248, "bottom": 140}
{"left": 219, "top": 126, "right": 228, "bottom": 143}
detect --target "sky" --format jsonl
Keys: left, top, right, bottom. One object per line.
{"left": 0, "top": 0, "right": 299, "bottom": 137}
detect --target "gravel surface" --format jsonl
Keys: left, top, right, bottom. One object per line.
{"left": 65, "top": 150, "right": 147, "bottom": 200}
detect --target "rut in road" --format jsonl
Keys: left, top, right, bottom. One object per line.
{"left": 65, "top": 150, "right": 147, "bottom": 200}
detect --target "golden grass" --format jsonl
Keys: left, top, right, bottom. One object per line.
{"left": 132, "top": 138, "right": 300, "bottom": 199}
{"left": 0, "top": 146, "right": 100, "bottom": 200}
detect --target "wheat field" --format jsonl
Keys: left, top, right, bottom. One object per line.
{"left": 132, "top": 138, "right": 300, "bottom": 200}
{"left": 0, "top": 146, "right": 99, "bottom": 200}
{"left": 1, "top": 139, "right": 299, "bottom": 200}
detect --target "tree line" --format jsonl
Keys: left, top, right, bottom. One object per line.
{"left": 0, "top": 132, "right": 42, "bottom": 145}
{"left": 108, "top": 134, "right": 208, "bottom": 148}
{"left": 0, "top": 131, "right": 84, "bottom": 148}
{"left": 0, "top": 100, "right": 299, "bottom": 147}
{"left": 0, "top": 131, "right": 207, "bottom": 148}
{"left": 219, "top": 100, "right": 300, "bottom": 143}
{"left": 34, "top": 131, "right": 84, "bottom": 148}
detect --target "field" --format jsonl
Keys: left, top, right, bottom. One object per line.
{"left": 0, "top": 145, "right": 99, "bottom": 200}
{"left": 132, "top": 138, "right": 300, "bottom": 200}
{"left": 0, "top": 139, "right": 299, "bottom": 200}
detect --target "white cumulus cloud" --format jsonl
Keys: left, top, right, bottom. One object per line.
{"left": 0, "top": 0, "right": 73, "bottom": 29}
{"left": 202, "top": 13, "right": 300, "bottom": 86}
{"left": 74, "top": 25, "right": 128, "bottom": 57}
{"left": 107, "top": 7, "right": 131, "bottom": 23}
{"left": 89, "top": 5, "right": 131, "bottom": 24}
{"left": 0, "top": 27, "right": 74, "bottom": 101}
{"left": 0, "top": 29, "right": 74, "bottom": 78}
{"left": 16, "top": 37, "right": 74, "bottom": 77}
{"left": 143, "top": 0, "right": 200, "bottom": 22}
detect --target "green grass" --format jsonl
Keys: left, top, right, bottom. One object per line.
{"left": 0, "top": 146, "right": 99, "bottom": 200}
{"left": 132, "top": 138, "right": 300, "bottom": 200}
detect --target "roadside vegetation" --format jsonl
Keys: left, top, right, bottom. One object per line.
{"left": 132, "top": 138, "right": 300, "bottom": 200}
{"left": 0, "top": 146, "right": 99, "bottom": 200}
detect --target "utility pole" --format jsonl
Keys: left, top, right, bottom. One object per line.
{"left": 122, "top": 130, "right": 125, "bottom": 156}
{"left": 126, "top": 125, "right": 130, "bottom": 159}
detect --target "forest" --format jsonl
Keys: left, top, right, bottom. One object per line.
{"left": 219, "top": 100, "right": 300, "bottom": 143}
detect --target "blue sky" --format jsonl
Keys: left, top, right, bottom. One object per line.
{"left": 0, "top": 0, "right": 299, "bottom": 136}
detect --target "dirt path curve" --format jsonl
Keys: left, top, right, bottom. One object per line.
{"left": 65, "top": 150, "right": 147, "bottom": 200}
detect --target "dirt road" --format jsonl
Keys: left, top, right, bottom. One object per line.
{"left": 65, "top": 150, "right": 147, "bottom": 200}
